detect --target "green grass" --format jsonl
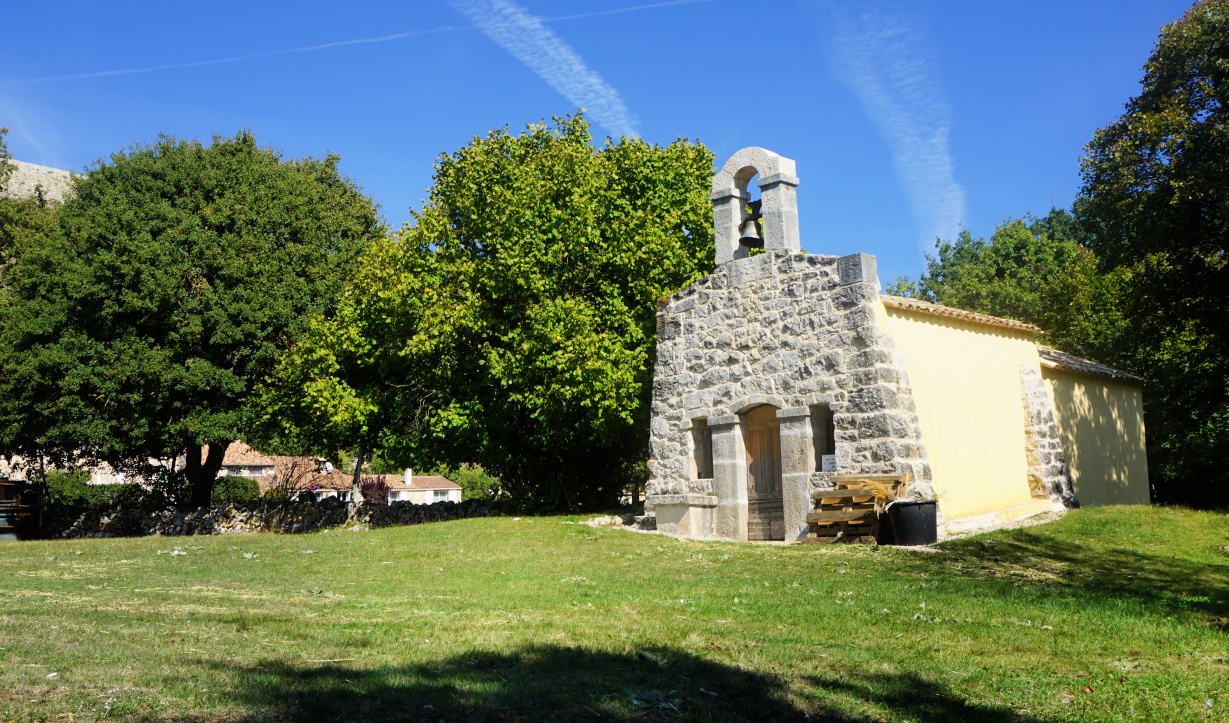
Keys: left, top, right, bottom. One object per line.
{"left": 1, "top": 506, "right": 1226, "bottom": 722}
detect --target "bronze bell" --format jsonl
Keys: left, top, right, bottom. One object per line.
{"left": 739, "top": 199, "right": 764, "bottom": 248}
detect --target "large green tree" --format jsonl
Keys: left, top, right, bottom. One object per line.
{"left": 0, "top": 132, "right": 383, "bottom": 507}
{"left": 265, "top": 115, "right": 714, "bottom": 509}
{"left": 1078, "top": 0, "right": 1229, "bottom": 507}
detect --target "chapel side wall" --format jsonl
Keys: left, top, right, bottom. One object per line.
{"left": 648, "top": 252, "right": 934, "bottom": 540}
{"left": 872, "top": 302, "right": 1039, "bottom": 519}
{"left": 1042, "top": 368, "right": 1150, "bottom": 506}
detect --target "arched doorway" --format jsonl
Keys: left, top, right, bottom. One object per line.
{"left": 743, "top": 404, "right": 784, "bottom": 540}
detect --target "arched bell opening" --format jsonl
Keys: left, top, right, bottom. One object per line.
{"left": 739, "top": 173, "right": 765, "bottom": 254}
{"left": 731, "top": 166, "right": 765, "bottom": 257}
{"left": 742, "top": 403, "right": 785, "bottom": 540}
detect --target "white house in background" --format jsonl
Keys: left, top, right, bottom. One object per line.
{"left": 387, "top": 469, "right": 463, "bottom": 504}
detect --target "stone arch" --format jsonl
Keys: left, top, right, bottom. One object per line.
{"left": 710, "top": 147, "right": 801, "bottom": 265}
{"left": 731, "top": 394, "right": 790, "bottom": 416}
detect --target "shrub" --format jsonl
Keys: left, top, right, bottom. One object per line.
{"left": 211, "top": 476, "right": 261, "bottom": 506}
{"left": 261, "top": 487, "right": 290, "bottom": 505}
{"left": 449, "top": 464, "right": 502, "bottom": 502}
{"left": 360, "top": 476, "right": 389, "bottom": 506}
{"left": 41, "top": 470, "right": 99, "bottom": 509}
{"left": 39, "top": 471, "right": 153, "bottom": 511}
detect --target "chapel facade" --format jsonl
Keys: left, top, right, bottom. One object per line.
{"left": 645, "top": 148, "right": 1147, "bottom": 541}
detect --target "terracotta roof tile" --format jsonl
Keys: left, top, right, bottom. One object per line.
{"left": 216, "top": 442, "right": 278, "bottom": 468}
{"left": 879, "top": 295, "right": 1042, "bottom": 334}
{"left": 1038, "top": 346, "right": 1144, "bottom": 383}
{"left": 387, "top": 475, "right": 461, "bottom": 491}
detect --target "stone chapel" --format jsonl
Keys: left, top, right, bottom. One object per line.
{"left": 644, "top": 147, "right": 1150, "bottom": 541}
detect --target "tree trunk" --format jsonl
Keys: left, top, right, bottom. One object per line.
{"left": 187, "top": 442, "right": 229, "bottom": 509}
{"left": 348, "top": 441, "right": 366, "bottom": 519}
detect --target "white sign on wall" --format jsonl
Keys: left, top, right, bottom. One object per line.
{"left": 821, "top": 454, "right": 837, "bottom": 472}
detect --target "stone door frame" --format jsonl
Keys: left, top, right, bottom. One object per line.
{"left": 710, "top": 404, "right": 816, "bottom": 541}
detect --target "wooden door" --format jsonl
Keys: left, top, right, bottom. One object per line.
{"left": 744, "top": 405, "right": 784, "bottom": 540}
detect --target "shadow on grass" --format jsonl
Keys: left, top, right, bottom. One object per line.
{"left": 938, "top": 529, "right": 1229, "bottom": 626}
{"left": 187, "top": 644, "right": 1034, "bottom": 723}
{"left": 806, "top": 672, "right": 1039, "bottom": 723}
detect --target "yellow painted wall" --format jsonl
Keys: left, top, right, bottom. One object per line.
{"left": 1042, "top": 367, "right": 1149, "bottom": 506}
{"left": 873, "top": 302, "right": 1039, "bottom": 519}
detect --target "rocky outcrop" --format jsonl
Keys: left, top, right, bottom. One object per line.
{"left": 47, "top": 497, "right": 492, "bottom": 538}
{"left": 2, "top": 160, "right": 76, "bottom": 203}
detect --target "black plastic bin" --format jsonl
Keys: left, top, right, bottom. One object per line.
{"left": 887, "top": 500, "right": 937, "bottom": 545}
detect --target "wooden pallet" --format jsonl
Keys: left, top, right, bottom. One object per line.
{"left": 804, "top": 474, "right": 911, "bottom": 544}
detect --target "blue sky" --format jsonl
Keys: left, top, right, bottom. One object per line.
{"left": 0, "top": 0, "right": 1192, "bottom": 283}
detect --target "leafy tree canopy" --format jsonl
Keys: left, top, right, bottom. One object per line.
{"left": 264, "top": 115, "right": 714, "bottom": 510}
{"left": 0, "top": 127, "right": 12, "bottom": 191}
{"left": 1078, "top": 0, "right": 1229, "bottom": 506}
{"left": 0, "top": 128, "right": 59, "bottom": 291}
{"left": 0, "top": 131, "right": 384, "bottom": 507}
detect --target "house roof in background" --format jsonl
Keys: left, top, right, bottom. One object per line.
{"left": 388, "top": 475, "right": 461, "bottom": 491}
{"left": 879, "top": 295, "right": 1042, "bottom": 334}
{"left": 220, "top": 442, "right": 277, "bottom": 468}
{"left": 1038, "top": 346, "right": 1145, "bottom": 383}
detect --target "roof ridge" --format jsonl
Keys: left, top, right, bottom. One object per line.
{"left": 879, "top": 294, "right": 1042, "bottom": 334}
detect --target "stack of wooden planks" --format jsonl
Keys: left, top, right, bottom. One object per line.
{"left": 804, "top": 473, "right": 911, "bottom": 544}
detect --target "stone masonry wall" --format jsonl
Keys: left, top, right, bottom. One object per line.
{"left": 1020, "top": 364, "right": 1079, "bottom": 507}
{"left": 647, "top": 252, "right": 935, "bottom": 518}
{"left": 47, "top": 497, "right": 492, "bottom": 539}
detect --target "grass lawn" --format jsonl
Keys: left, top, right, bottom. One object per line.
{"left": 1, "top": 506, "right": 1226, "bottom": 722}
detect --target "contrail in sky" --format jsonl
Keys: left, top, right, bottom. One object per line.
{"left": 448, "top": 0, "right": 636, "bottom": 138}
{"left": 827, "top": 9, "right": 965, "bottom": 251}
{"left": 19, "top": 0, "right": 710, "bottom": 102}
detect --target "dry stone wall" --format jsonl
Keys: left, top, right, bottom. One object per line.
{"left": 47, "top": 497, "right": 492, "bottom": 538}
{"left": 648, "top": 251, "right": 936, "bottom": 520}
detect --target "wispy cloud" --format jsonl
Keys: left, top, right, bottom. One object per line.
{"left": 19, "top": 0, "right": 709, "bottom": 121}
{"left": 0, "top": 88, "right": 54, "bottom": 165}
{"left": 448, "top": 0, "right": 637, "bottom": 138}
{"left": 827, "top": 8, "right": 964, "bottom": 250}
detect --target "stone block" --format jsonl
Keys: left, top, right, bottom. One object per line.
{"left": 659, "top": 316, "right": 681, "bottom": 340}
{"left": 857, "top": 412, "right": 910, "bottom": 439}
{"left": 781, "top": 471, "right": 812, "bottom": 542}
{"left": 776, "top": 406, "right": 811, "bottom": 420}
{"left": 848, "top": 385, "right": 900, "bottom": 413}
{"left": 837, "top": 253, "right": 878, "bottom": 286}
{"left": 683, "top": 390, "right": 714, "bottom": 410}
{"left": 871, "top": 440, "right": 901, "bottom": 462}
{"left": 649, "top": 495, "right": 718, "bottom": 538}
{"left": 727, "top": 253, "right": 775, "bottom": 287}
{"left": 653, "top": 377, "right": 678, "bottom": 400}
